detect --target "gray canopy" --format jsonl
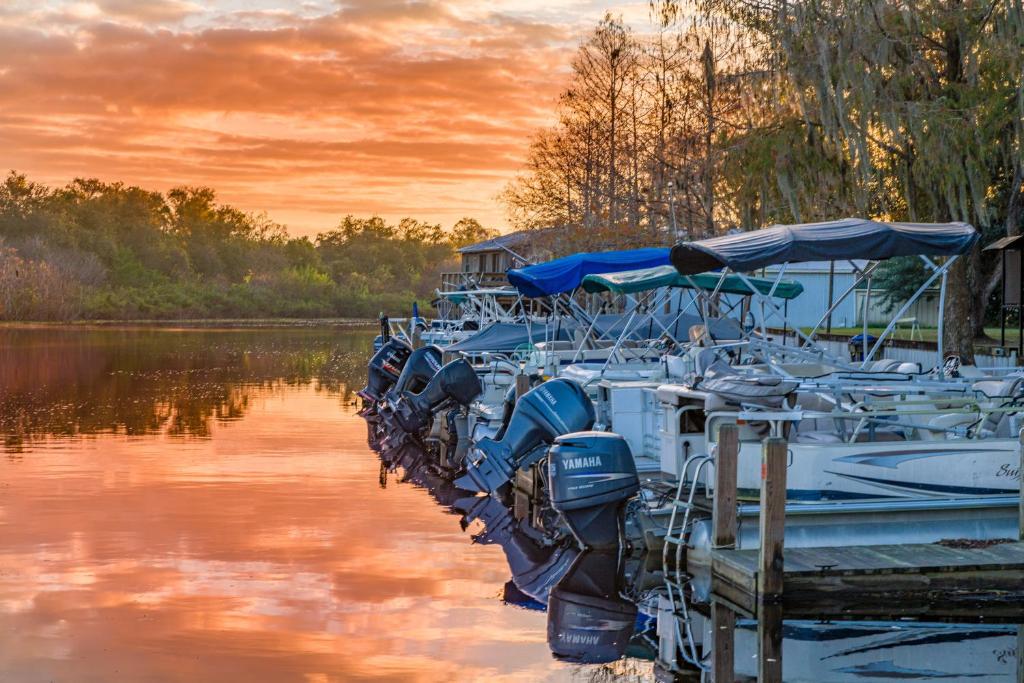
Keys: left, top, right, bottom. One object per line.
{"left": 670, "top": 218, "right": 978, "bottom": 275}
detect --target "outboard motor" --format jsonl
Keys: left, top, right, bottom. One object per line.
{"left": 440, "top": 408, "right": 472, "bottom": 469}
{"left": 549, "top": 432, "right": 639, "bottom": 550}
{"left": 385, "top": 345, "right": 443, "bottom": 401}
{"left": 358, "top": 337, "right": 412, "bottom": 408}
{"left": 377, "top": 345, "right": 444, "bottom": 434}
{"left": 391, "top": 359, "right": 482, "bottom": 434}
{"left": 456, "top": 379, "right": 595, "bottom": 494}
{"left": 458, "top": 494, "right": 578, "bottom": 602}
{"left": 547, "top": 550, "right": 637, "bottom": 664}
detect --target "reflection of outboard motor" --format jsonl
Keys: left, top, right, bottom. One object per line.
{"left": 459, "top": 494, "right": 578, "bottom": 602}
{"left": 401, "top": 454, "right": 477, "bottom": 509}
{"left": 392, "top": 359, "right": 482, "bottom": 434}
{"left": 457, "top": 379, "right": 595, "bottom": 494}
{"left": 549, "top": 432, "right": 640, "bottom": 550}
{"left": 359, "top": 338, "right": 412, "bottom": 407}
{"left": 547, "top": 550, "right": 638, "bottom": 664}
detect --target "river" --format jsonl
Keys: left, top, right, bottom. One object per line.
{"left": 0, "top": 326, "right": 653, "bottom": 682}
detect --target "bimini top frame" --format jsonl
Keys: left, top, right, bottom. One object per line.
{"left": 670, "top": 218, "right": 980, "bottom": 371}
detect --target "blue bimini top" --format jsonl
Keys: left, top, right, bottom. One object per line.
{"left": 507, "top": 247, "right": 670, "bottom": 298}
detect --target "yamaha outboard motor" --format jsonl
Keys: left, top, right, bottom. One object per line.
{"left": 549, "top": 432, "right": 640, "bottom": 550}
{"left": 547, "top": 550, "right": 638, "bottom": 664}
{"left": 386, "top": 345, "right": 443, "bottom": 400}
{"left": 391, "top": 359, "right": 482, "bottom": 434}
{"left": 458, "top": 494, "right": 578, "bottom": 602}
{"left": 358, "top": 337, "right": 412, "bottom": 408}
{"left": 377, "top": 345, "right": 444, "bottom": 434}
{"left": 456, "top": 379, "right": 595, "bottom": 494}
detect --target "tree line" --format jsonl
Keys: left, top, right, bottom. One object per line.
{"left": 0, "top": 172, "right": 495, "bottom": 321}
{"left": 502, "top": 1, "right": 1024, "bottom": 359}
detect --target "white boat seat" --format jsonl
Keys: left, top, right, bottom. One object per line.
{"left": 895, "top": 362, "right": 921, "bottom": 374}
{"left": 969, "top": 376, "right": 1023, "bottom": 438}
{"left": 656, "top": 384, "right": 706, "bottom": 406}
{"left": 867, "top": 359, "right": 903, "bottom": 372}
{"left": 971, "top": 377, "right": 1023, "bottom": 399}
{"left": 916, "top": 413, "right": 976, "bottom": 440}
{"left": 794, "top": 392, "right": 840, "bottom": 436}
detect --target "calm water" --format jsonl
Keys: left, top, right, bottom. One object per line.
{"left": 0, "top": 326, "right": 652, "bottom": 682}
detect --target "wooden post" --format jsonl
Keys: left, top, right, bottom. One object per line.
{"left": 1019, "top": 428, "right": 1024, "bottom": 542}
{"left": 1016, "top": 625, "right": 1023, "bottom": 683}
{"left": 757, "top": 602, "right": 784, "bottom": 683}
{"left": 515, "top": 372, "right": 530, "bottom": 402}
{"left": 713, "top": 423, "right": 739, "bottom": 548}
{"left": 1015, "top": 625, "right": 1024, "bottom": 683}
{"left": 710, "top": 601, "right": 735, "bottom": 683}
{"left": 758, "top": 436, "right": 788, "bottom": 601}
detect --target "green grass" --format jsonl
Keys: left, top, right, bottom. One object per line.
{"left": 799, "top": 326, "right": 1021, "bottom": 346}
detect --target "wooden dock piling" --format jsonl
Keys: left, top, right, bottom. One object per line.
{"left": 712, "top": 424, "right": 738, "bottom": 549}
{"left": 757, "top": 436, "right": 788, "bottom": 601}
{"left": 514, "top": 372, "right": 530, "bottom": 402}
{"left": 709, "top": 601, "right": 734, "bottom": 683}
{"left": 1019, "top": 428, "right": 1023, "bottom": 542}
{"left": 757, "top": 603, "right": 784, "bottom": 683}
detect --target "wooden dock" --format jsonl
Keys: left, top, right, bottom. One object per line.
{"left": 690, "top": 427, "right": 1024, "bottom": 682}
{"left": 712, "top": 540, "right": 1024, "bottom": 617}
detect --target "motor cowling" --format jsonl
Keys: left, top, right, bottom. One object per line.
{"left": 549, "top": 432, "right": 639, "bottom": 550}
{"left": 456, "top": 378, "right": 595, "bottom": 494}
{"left": 547, "top": 550, "right": 637, "bottom": 664}
{"left": 387, "top": 345, "right": 443, "bottom": 398}
{"left": 359, "top": 338, "right": 412, "bottom": 405}
{"left": 392, "top": 359, "right": 482, "bottom": 433}
{"left": 377, "top": 345, "right": 444, "bottom": 433}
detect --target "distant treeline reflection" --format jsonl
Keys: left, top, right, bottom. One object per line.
{"left": 0, "top": 327, "right": 373, "bottom": 450}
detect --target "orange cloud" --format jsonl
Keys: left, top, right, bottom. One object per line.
{"left": 0, "top": 1, "right": 645, "bottom": 235}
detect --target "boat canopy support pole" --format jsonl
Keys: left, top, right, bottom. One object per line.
{"left": 863, "top": 254, "right": 954, "bottom": 367}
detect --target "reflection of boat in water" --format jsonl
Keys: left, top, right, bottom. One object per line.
{"left": 702, "top": 615, "right": 1020, "bottom": 681}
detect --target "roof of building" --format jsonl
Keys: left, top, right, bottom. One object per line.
{"left": 457, "top": 227, "right": 560, "bottom": 254}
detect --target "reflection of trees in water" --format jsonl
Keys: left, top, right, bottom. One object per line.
{"left": 0, "top": 326, "right": 374, "bottom": 449}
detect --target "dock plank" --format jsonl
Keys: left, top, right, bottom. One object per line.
{"left": 709, "top": 541, "right": 1024, "bottom": 614}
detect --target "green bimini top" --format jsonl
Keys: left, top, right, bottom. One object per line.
{"left": 580, "top": 265, "right": 804, "bottom": 300}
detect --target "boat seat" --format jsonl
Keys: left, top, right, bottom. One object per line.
{"left": 794, "top": 392, "right": 840, "bottom": 436}
{"left": 974, "top": 376, "right": 1024, "bottom": 438}
{"left": 916, "top": 413, "right": 976, "bottom": 440}
{"left": 656, "top": 384, "right": 706, "bottom": 406}
{"left": 971, "top": 376, "right": 1023, "bottom": 399}
{"left": 867, "top": 359, "right": 903, "bottom": 372}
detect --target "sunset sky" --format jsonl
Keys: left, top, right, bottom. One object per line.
{"left": 0, "top": 0, "right": 650, "bottom": 236}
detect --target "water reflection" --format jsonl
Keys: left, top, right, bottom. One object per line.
{"left": 1, "top": 326, "right": 650, "bottom": 682}
{"left": 0, "top": 326, "right": 371, "bottom": 449}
